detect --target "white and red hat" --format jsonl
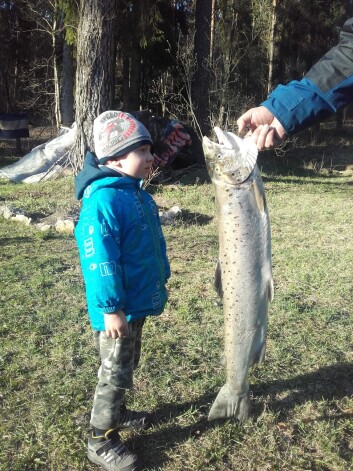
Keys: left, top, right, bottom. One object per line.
{"left": 93, "top": 111, "right": 153, "bottom": 163}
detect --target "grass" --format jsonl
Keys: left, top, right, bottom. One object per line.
{"left": 0, "top": 139, "right": 352, "bottom": 470}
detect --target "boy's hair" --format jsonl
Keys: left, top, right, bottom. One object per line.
{"left": 94, "top": 111, "right": 153, "bottom": 164}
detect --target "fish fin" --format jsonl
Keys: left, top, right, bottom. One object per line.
{"left": 214, "top": 260, "right": 223, "bottom": 299}
{"left": 225, "top": 131, "right": 258, "bottom": 172}
{"left": 268, "top": 278, "right": 274, "bottom": 302}
{"left": 253, "top": 175, "right": 266, "bottom": 213}
{"left": 208, "top": 384, "right": 250, "bottom": 421}
{"left": 253, "top": 342, "right": 266, "bottom": 365}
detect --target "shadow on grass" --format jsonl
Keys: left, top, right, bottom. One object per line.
{"left": 0, "top": 232, "right": 72, "bottom": 246}
{"left": 252, "top": 361, "right": 353, "bottom": 417}
{"left": 129, "top": 395, "right": 215, "bottom": 469}
{"left": 262, "top": 175, "right": 350, "bottom": 187}
{"left": 0, "top": 236, "right": 36, "bottom": 246}
{"left": 180, "top": 209, "right": 213, "bottom": 226}
{"left": 132, "top": 362, "right": 353, "bottom": 469}
{"left": 258, "top": 146, "right": 353, "bottom": 182}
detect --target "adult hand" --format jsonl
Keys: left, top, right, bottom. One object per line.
{"left": 237, "top": 106, "right": 287, "bottom": 150}
{"left": 104, "top": 310, "right": 129, "bottom": 339}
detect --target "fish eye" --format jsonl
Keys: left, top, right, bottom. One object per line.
{"left": 217, "top": 154, "right": 222, "bottom": 160}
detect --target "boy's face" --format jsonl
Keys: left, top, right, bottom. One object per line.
{"left": 107, "top": 144, "right": 154, "bottom": 180}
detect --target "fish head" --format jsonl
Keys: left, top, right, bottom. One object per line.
{"left": 202, "top": 127, "right": 258, "bottom": 185}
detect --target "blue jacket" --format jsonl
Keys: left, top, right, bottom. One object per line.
{"left": 75, "top": 152, "right": 170, "bottom": 330}
{"left": 262, "top": 17, "right": 353, "bottom": 134}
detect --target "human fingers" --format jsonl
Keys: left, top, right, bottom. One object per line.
{"left": 107, "top": 327, "right": 127, "bottom": 340}
{"left": 264, "top": 128, "right": 281, "bottom": 148}
{"left": 256, "top": 124, "right": 286, "bottom": 150}
{"left": 237, "top": 106, "right": 276, "bottom": 135}
{"left": 248, "top": 124, "right": 269, "bottom": 150}
{"left": 259, "top": 126, "right": 283, "bottom": 150}
{"left": 117, "top": 323, "right": 129, "bottom": 339}
{"left": 271, "top": 118, "right": 287, "bottom": 142}
{"left": 237, "top": 110, "right": 254, "bottom": 134}
{"left": 105, "top": 327, "right": 118, "bottom": 339}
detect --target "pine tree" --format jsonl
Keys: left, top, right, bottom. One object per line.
{"left": 192, "top": 0, "right": 212, "bottom": 136}
{"left": 72, "top": 0, "right": 117, "bottom": 171}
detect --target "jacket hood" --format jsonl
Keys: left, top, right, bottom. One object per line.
{"left": 75, "top": 151, "right": 140, "bottom": 199}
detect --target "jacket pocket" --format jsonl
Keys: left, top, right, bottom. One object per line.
{"left": 270, "top": 84, "right": 305, "bottom": 111}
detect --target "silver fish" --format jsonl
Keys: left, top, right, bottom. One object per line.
{"left": 203, "top": 127, "right": 274, "bottom": 421}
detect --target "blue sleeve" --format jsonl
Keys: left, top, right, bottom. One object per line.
{"left": 261, "top": 79, "right": 337, "bottom": 134}
{"left": 262, "top": 17, "right": 353, "bottom": 134}
{"left": 77, "top": 194, "right": 126, "bottom": 314}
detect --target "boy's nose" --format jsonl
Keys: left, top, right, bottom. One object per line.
{"left": 147, "top": 152, "right": 154, "bottom": 162}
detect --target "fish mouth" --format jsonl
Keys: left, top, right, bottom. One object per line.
{"left": 213, "top": 126, "right": 243, "bottom": 149}
{"left": 202, "top": 127, "right": 258, "bottom": 184}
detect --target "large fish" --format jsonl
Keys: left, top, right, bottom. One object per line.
{"left": 203, "top": 127, "right": 273, "bottom": 421}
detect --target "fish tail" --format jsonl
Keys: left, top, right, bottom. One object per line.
{"left": 208, "top": 384, "right": 250, "bottom": 421}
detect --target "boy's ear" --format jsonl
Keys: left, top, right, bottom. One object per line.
{"left": 106, "top": 158, "right": 122, "bottom": 168}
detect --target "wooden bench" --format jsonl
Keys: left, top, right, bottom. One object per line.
{"left": 0, "top": 113, "right": 29, "bottom": 153}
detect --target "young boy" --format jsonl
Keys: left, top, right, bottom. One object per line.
{"left": 75, "top": 111, "right": 170, "bottom": 471}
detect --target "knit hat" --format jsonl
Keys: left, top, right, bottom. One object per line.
{"left": 93, "top": 111, "right": 153, "bottom": 163}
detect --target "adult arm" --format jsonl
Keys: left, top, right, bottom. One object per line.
{"left": 238, "top": 18, "right": 353, "bottom": 148}
{"left": 263, "top": 18, "right": 353, "bottom": 134}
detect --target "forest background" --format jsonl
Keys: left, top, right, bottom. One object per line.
{"left": 1, "top": 0, "right": 353, "bottom": 169}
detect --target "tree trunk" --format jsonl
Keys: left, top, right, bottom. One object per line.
{"left": 210, "top": 0, "right": 216, "bottom": 64}
{"left": 267, "top": 0, "right": 277, "bottom": 95}
{"left": 122, "top": 53, "right": 130, "bottom": 110}
{"left": 129, "top": 38, "right": 141, "bottom": 111}
{"left": 192, "top": 0, "right": 212, "bottom": 138}
{"left": 53, "top": 25, "right": 62, "bottom": 129}
{"left": 61, "top": 41, "right": 74, "bottom": 126}
{"left": 72, "top": 0, "right": 117, "bottom": 171}
{"left": 122, "top": 0, "right": 141, "bottom": 111}
{"left": 52, "top": 4, "right": 64, "bottom": 129}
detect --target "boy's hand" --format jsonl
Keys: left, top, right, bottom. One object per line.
{"left": 104, "top": 310, "right": 129, "bottom": 339}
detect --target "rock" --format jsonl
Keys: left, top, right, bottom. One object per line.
{"left": 0, "top": 203, "right": 78, "bottom": 234}
{"left": 55, "top": 218, "right": 75, "bottom": 234}
{"left": 0, "top": 204, "right": 32, "bottom": 225}
{"left": 37, "top": 223, "right": 52, "bottom": 232}
{"left": 159, "top": 205, "right": 182, "bottom": 225}
{"left": 12, "top": 214, "right": 32, "bottom": 225}
{"left": 1, "top": 206, "right": 13, "bottom": 219}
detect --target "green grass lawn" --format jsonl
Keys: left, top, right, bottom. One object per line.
{"left": 0, "top": 155, "right": 352, "bottom": 470}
